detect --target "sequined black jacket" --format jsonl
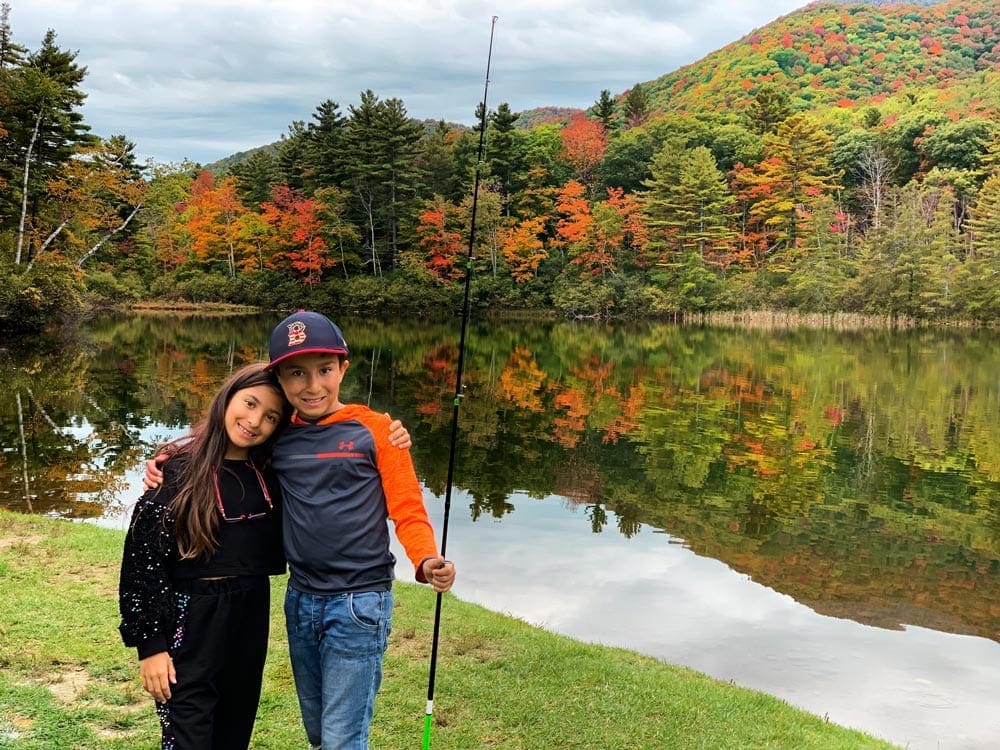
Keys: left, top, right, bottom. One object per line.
{"left": 117, "top": 457, "right": 284, "bottom": 659}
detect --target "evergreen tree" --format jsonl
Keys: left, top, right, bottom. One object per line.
{"left": 1, "top": 29, "right": 91, "bottom": 264}
{"left": 488, "top": 102, "right": 519, "bottom": 215}
{"left": 968, "top": 174, "right": 1000, "bottom": 256}
{"left": 594, "top": 89, "right": 616, "bottom": 131}
{"left": 378, "top": 96, "right": 425, "bottom": 268}
{"left": 227, "top": 149, "right": 277, "bottom": 209}
{"left": 746, "top": 84, "right": 792, "bottom": 136}
{"left": 622, "top": 83, "right": 650, "bottom": 128}
{"left": 642, "top": 144, "right": 734, "bottom": 308}
{"left": 345, "top": 89, "right": 385, "bottom": 274}
{"left": 418, "top": 120, "right": 462, "bottom": 202}
{"left": 856, "top": 183, "right": 957, "bottom": 320}
{"left": 26, "top": 29, "right": 91, "bottom": 165}
{"left": 744, "top": 115, "right": 841, "bottom": 254}
{"left": 670, "top": 146, "right": 735, "bottom": 260}
{"left": 303, "top": 99, "right": 347, "bottom": 191}
{"left": 0, "top": 2, "right": 26, "bottom": 70}
{"left": 275, "top": 120, "right": 309, "bottom": 193}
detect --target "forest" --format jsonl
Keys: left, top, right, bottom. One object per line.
{"left": 1, "top": 0, "right": 999, "bottom": 329}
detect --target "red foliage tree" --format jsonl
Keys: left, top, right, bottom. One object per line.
{"left": 559, "top": 113, "right": 609, "bottom": 194}
{"left": 260, "top": 185, "right": 334, "bottom": 285}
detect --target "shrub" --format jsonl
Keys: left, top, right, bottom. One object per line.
{"left": 84, "top": 270, "right": 145, "bottom": 304}
{"left": 0, "top": 258, "right": 85, "bottom": 331}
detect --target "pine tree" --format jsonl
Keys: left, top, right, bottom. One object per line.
{"left": 488, "top": 102, "right": 519, "bottom": 215}
{"left": 345, "top": 90, "right": 384, "bottom": 274}
{"left": 968, "top": 174, "right": 1000, "bottom": 256}
{"left": 593, "top": 89, "right": 616, "bottom": 132}
{"left": 2, "top": 29, "right": 92, "bottom": 263}
{"left": 746, "top": 84, "right": 792, "bottom": 135}
{"left": 378, "top": 96, "right": 425, "bottom": 269}
{"left": 418, "top": 120, "right": 462, "bottom": 202}
{"left": 744, "top": 115, "right": 841, "bottom": 254}
{"left": 0, "top": 2, "right": 27, "bottom": 70}
{"left": 622, "top": 83, "right": 650, "bottom": 128}
{"left": 275, "top": 120, "right": 309, "bottom": 193}
{"left": 303, "top": 99, "right": 347, "bottom": 191}
{"left": 228, "top": 149, "right": 278, "bottom": 209}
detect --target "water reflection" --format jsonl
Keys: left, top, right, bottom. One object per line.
{"left": 3, "top": 313, "right": 1000, "bottom": 749}
{"left": 424, "top": 494, "right": 1000, "bottom": 750}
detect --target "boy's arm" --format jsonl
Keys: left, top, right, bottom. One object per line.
{"left": 372, "top": 414, "right": 455, "bottom": 593}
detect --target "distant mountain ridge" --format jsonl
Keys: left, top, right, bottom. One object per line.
{"left": 517, "top": 0, "right": 996, "bottom": 127}
{"left": 215, "top": 0, "right": 997, "bottom": 168}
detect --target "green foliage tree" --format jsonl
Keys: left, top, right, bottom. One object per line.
{"left": 593, "top": 89, "right": 616, "bottom": 131}
{"left": 302, "top": 99, "right": 348, "bottom": 191}
{"left": 343, "top": 90, "right": 424, "bottom": 275}
{"left": 919, "top": 118, "right": 996, "bottom": 173}
{"left": 967, "top": 174, "right": 1000, "bottom": 257}
{"left": 417, "top": 120, "right": 463, "bottom": 203}
{"left": 745, "top": 115, "right": 842, "bottom": 255}
{"left": 227, "top": 149, "right": 278, "bottom": 209}
{"left": 622, "top": 82, "right": 650, "bottom": 128}
{"left": 1, "top": 27, "right": 93, "bottom": 269}
{"left": 887, "top": 108, "right": 949, "bottom": 183}
{"left": 275, "top": 120, "right": 309, "bottom": 192}
{"left": 708, "top": 122, "right": 764, "bottom": 172}
{"left": 488, "top": 102, "right": 520, "bottom": 215}
{"left": 0, "top": 2, "right": 26, "bottom": 70}
{"left": 853, "top": 183, "right": 958, "bottom": 320}
{"left": 745, "top": 84, "right": 793, "bottom": 135}
{"left": 643, "top": 145, "right": 734, "bottom": 261}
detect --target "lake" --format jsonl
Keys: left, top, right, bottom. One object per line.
{"left": 2, "top": 312, "right": 1000, "bottom": 749}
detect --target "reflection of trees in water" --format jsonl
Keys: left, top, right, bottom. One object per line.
{"left": 0, "top": 313, "right": 280, "bottom": 517}
{"left": 5, "top": 314, "right": 1000, "bottom": 641}
{"left": 14, "top": 392, "right": 32, "bottom": 512}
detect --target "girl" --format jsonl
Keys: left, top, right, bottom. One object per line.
{"left": 118, "top": 363, "right": 291, "bottom": 749}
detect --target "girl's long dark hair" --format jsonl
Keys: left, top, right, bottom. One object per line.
{"left": 163, "top": 363, "right": 291, "bottom": 560}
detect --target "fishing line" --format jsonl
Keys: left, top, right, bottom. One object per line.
{"left": 422, "top": 14, "right": 498, "bottom": 750}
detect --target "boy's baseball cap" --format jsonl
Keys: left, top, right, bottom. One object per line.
{"left": 267, "top": 310, "right": 348, "bottom": 369}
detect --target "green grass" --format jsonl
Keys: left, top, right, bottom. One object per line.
{"left": 0, "top": 510, "right": 900, "bottom": 749}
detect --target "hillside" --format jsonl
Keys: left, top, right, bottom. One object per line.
{"left": 214, "top": 0, "right": 999, "bottom": 165}
{"left": 632, "top": 0, "right": 998, "bottom": 123}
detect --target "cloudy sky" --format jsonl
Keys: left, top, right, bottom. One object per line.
{"left": 15, "top": 1, "right": 805, "bottom": 165}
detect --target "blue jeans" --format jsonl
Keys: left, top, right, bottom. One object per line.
{"left": 284, "top": 587, "right": 393, "bottom": 750}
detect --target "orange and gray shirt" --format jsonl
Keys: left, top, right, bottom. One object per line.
{"left": 272, "top": 404, "right": 437, "bottom": 595}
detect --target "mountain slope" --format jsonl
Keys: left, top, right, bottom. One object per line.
{"left": 634, "top": 0, "right": 998, "bottom": 121}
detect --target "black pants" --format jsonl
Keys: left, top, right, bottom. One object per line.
{"left": 158, "top": 576, "right": 270, "bottom": 750}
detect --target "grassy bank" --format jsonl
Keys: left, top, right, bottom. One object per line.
{"left": 0, "top": 511, "right": 899, "bottom": 749}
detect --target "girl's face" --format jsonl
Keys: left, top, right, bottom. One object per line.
{"left": 223, "top": 385, "right": 286, "bottom": 459}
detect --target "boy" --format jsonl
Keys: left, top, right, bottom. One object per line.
{"left": 267, "top": 310, "right": 455, "bottom": 749}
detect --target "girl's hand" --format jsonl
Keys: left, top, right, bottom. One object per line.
{"left": 139, "top": 651, "right": 176, "bottom": 703}
{"left": 387, "top": 417, "right": 411, "bottom": 449}
{"left": 142, "top": 454, "right": 167, "bottom": 491}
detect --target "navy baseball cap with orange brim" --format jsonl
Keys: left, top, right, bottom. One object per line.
{"left": 267, "top": 310, "right": 349, "bottom": 369}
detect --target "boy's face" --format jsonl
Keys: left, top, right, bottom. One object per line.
{"left": 275, "top": 352, "right": 350, "bottom": 420}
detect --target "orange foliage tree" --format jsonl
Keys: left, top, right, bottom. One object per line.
{"left": 183, "top": 171, "right": 247, "bottom": 278}
{"left": 260, "top": 185, "right": 334, "bottom": 285}
{"left": 501, "top": 216, "right": 549, "bottom": 283}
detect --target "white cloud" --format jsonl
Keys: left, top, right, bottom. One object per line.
{"left": 12, "top": 0, "right": 804, "bottom": 163}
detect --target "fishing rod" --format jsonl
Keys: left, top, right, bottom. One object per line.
{"left": 422, "top": 14, "right": 498, "bottom": 750}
